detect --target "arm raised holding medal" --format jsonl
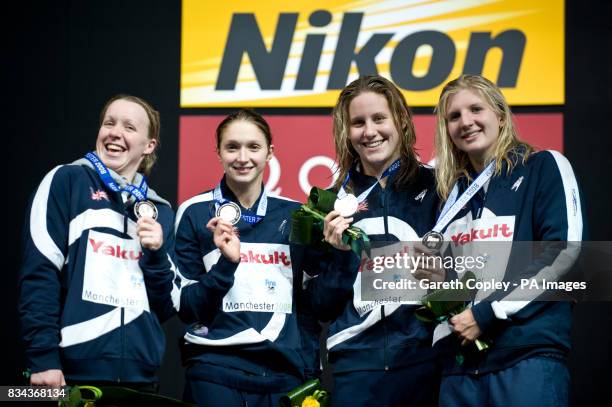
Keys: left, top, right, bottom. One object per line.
{"left": 136, "top": 216, "right": 164, "bottom": 251}
{"left": 206, "top": 217, "right": 240, "bottom": 264}
{"left": 322, "top": 210, "right": 353, "bottom": 251}
{"left": 298, "top": 76, "right": 442, "bottom": 406}
{"left": 412, "top": 243, "right": 445, "bottom": 283}
{"left": 172, "top": 109, "right": 322, "bottom": 406}
{"left": 19, "top": 95, "right": 176, "bottom": 392}
{"left": 171, "top": 215, "right": 240, "bottom": 324}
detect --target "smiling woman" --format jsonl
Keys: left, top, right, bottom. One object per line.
{"left": 214, "top": 110, "right": 274, "bottom": 208}
{"left": 17, "top": 95, "right": 176, "bottom": 392}
{"left": 96, "top": 95, "right": 161, "bottom": 180}
{"left": 170, "top": 109, "right": 321, "bottom": 407}
{"left": 431, "top": 74, "right": 585, "bottom": 406}
{"left": 444, "top": 88, "right": 504, "bottom": 172}
{"left": 347, "top": 91, "right": 401, "bottom": 180}
{"left": 302, "top": 75, "right": 442, "bottom": 406}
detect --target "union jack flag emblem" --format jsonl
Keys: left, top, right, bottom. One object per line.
{"left": 90, "top": 187, "right": 109, "bottom": 201}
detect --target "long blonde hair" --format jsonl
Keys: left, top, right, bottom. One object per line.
{"left": 332, "top": 75, "right": 420, "bottom": 190}
{"left": 434, "top": 74, "right": 534, "bottom": 200}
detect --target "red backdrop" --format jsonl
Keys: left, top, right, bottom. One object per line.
{"left": 178, "top": 114, "right": 562, "bottom": 204}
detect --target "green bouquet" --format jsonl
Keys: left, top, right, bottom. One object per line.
{"left": 279, "top": 379, "right": 329, "bottom": 407}
{"left": 289, "top": 187, "right": 370, "bottom": 257}
{"left": 415, "top": 271, "right": 489, "bottom": 353}
{"left": 58, "top": 385, "right": 195, "bottom": 407}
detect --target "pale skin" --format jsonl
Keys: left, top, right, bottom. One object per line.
{"left": 412, "top": 245, "right": 482, "bottom": 346}
{"left": 31, "top": 101, "right": 161, "bottom": 386}
{"left": 440, "top": 88, "right": 504, "bottom": 344}
{"left": 323, "top": 211, "right": 353, "bottom": 251}
{"left": 137, "top": 216, "right": 164, "bottom": 250}
{"left": 411, "top": 88, "right": 505, "bottom": 346}
{"left": 217, "top": 120, "right": 273, "bottom": 210}
{"left": 30, "top": 220, "right": 164, "bottom": 386}
{"left": 208, "top": 119, "right": 274, "bottom": 262}
{"left": 325, "top": 92, "right": 401, "bottom": 250}
{"left": 206, "top": 217, "right": 241, "bottom": 263}
{"left": 31, "top": 215, "right": 165, "bottom": 386}
{"left": 30, "top": 369, "right": 65, "bottom": 388}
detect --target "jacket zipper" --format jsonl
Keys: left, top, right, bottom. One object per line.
{"left": 382, "top": 187, "right": 389, "bottom": 370}
{"left": 118, "top": 203, "right": 128, "bottom": 383}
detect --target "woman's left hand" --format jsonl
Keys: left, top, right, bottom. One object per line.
{"left": 137, "top": 217, "right": 164, "bottom": 251}
{"left": 449, "top": 309, "right": 482, "bottom": 346}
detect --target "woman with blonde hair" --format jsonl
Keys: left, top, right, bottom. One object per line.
{"left": 307, "top": 75, "right": 441, "bottom": 405}
{"left": 430, "top": 74, "right": 584, "bottom": 406}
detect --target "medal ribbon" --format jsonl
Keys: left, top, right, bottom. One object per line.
{"left": 431, "top": 161, "right": 495, "bottom": 234}
{"left": 337, "top": 159, "right": 401, "bottom": 204}
{"left": 85, "top": 152, "right": 148, "bottom": 202}
{"left": 213, "top": 182, "right": 267, "bottom": 225}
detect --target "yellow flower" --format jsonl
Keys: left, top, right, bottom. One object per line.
{"left": 301, "top": 396, "right": 320, "bottom": 407}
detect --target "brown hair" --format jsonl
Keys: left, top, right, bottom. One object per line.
{"left": 99, "top": 94, "right": 161, "bottom": 176}
{"left": 331, "top": 75, "right": 419, "bottom": 190}
{"left": 215, "top": 109, "right": 272, "bottom": 150}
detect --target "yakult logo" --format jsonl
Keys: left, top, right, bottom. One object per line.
{"left": 89, "top": 238, "right": 143, "bottom": 260}
{"left": 450, "top": 224, "right": 513, "bottom": 247}
{"left": 239, "top": 250, "right": 291, "bottom": 266}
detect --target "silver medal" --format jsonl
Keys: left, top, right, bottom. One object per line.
{"left": 134, "top": 200, "right": 158, "bottom": 220}
{"left": 422, "top": 231, "right": 444, "bottom": 252}
{"left": 216, "top": 202, "right": 242, "bottom": 225}
{"left": 334, "top": 194, "right": 359, "bottom": 217}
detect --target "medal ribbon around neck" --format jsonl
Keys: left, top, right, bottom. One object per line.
{"left": 337, "top": 158, "right": 401, "bottom": 204}
{"left": 213, "top": 182, "right": 268, "bottom": 225}
{"left": 423, "top": 161, "right": 496, "bottom": 250}
{"left": 85, "top": 152, "right": 149, "bottom": 202}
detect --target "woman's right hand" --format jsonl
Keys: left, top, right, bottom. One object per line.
{"left": 412, "top": 242, "right": 445, "bottom": 282}
{"left": 323, "top": 210, "right": 353, "bottom": 251}
{"left": 30, "top": 369, "right": 66, "bottom": 388}
{"left": 206, "top": 217, "right": 241, "bottom": 263}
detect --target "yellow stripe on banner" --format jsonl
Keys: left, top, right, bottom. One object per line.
{"left": 181, "top": 0, "right": 563, "bottom": 107}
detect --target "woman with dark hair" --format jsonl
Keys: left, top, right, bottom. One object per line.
{"left": 18, "top": 95, "right": 174, "bottom": 391}
{"left": 173, "top": 109, "right": 320, "bottom": 406}
{"left": 430, "top": 74, "right": 584, "bottom": 406}
{"left": 307, "top": 75, "right": 441, "bottom": 405}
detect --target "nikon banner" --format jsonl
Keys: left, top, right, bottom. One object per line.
{"left": 181, "top": 0, "right": 563, "bottom": 107}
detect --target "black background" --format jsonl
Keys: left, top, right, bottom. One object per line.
{"left": 4, "top": 0, "right": 611, "bottom": 404}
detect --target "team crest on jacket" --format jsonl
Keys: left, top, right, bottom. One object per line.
{"left": 278, "top": 219, "right": 287, "bottom": 234}
{"left": 511, "top": 176, "right": 524, "bottom": 191}
{"left": 90, "top": 187, "right": 109, "bottom": 201}
{"left": 414, "top": 189, "right": 427, "bottom": 202}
